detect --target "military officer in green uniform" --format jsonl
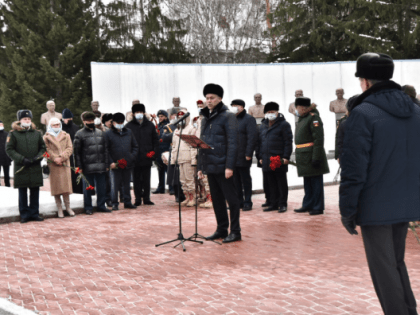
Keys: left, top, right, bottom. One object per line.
{"left": 293, "top": 97, "right": 329, "bottom": 215}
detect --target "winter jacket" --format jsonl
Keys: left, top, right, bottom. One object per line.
{"left": 235, "top": 110, "right": 258, "bottom": 168}
{"left": 198, "top": 102, "right": 238, "bottom": 174}
{"left": 0, "top": 130, "right": 12, "bottom": 165}
{"left": 171, "top": 115, "right": 197, "bottom": 165}
{"left": 334, "top": 115, "right": 347, "bottom": 160}
{"left": 125, "top": 118, "right": 159, "bottom": 167}
{"left": 73, "top": 126, "right": 109, "bottom": 174}
{"left": 295, "top": 106, "right": 329, "bottom": 177}
{"left": 256, "top": 114, "right": 293, "bottom": 173}
{"left": 61, "top": 120, "right": 80, "bottom": 142}
{"left": 44, "top": 131, "right": 73, "bottom": 196}
{"left": 157, "top": 119, "right": 171, "bottom": 165}
{"left": 105, "top": 126, "right": 139, "bottom": 170}
{"left": 340, "top": 80, "right": 420, "bottom": 226}
{"left": 6, "top": 122, "right": 46, "bottom": 188}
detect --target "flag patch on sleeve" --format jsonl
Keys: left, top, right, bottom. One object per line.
{"left": 313, "top": 121, "right": 319, "bottom": 127}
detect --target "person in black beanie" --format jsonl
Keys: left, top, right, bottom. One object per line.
{"left": 153, "top": 110, "right": 170, "bottom": 194}
{"left": 125, "top": 103, "right": 159, "bottom": 206}
{"left": 0, "top": 120, "right": 12, "bottom": 187}
{"left": 102, "top": 114, "right": 113, "bottom": 131}
{"left": 61, "top": 108, "right": 83, "bottom": 194}
{"left": 198, "top": 83, "right": 241, "bottom": 243}
{"left": 340, "top": 52, "right": 420, "bottom": 315}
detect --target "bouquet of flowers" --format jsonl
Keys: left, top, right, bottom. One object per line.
{"left": 15, "top": 152, "right": 50, "bottom": 175}
{"left": 269, "top": 155, "right": 297, "bottom": 171}
{"left": 115, "top": 159, "right": 128, "bottom": 169}
{"left": 146, "top": 151, "right": 155, "bottom": 159}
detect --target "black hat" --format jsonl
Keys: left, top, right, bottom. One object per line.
{"left": 132, "top": 103, "right": 145, "bottom": 114}
{"left": 157, "top": 110, "right": 168, "bottom": 118}
{"left": 102, "top": 113, "right": 113, "bottom": 124}
{"left": 264, "top": 102, "right": 279, "bottom": 113}
{"left": 112, "top": 112, "right": 125, "bottom": 123}
{"left": 231, "top": 99, "right": 245, "bottom": 107}
{"left": 203, "top": 84, "right": 224, "bottom": 98}
{"left": 0, "top": 120, "right": 3, "bottom": 123}
{"left": 346, "top": 94, "right": 360, "bottom": 112}
{"left": 81, "top": 112, "right": 96, "bottom": 121}
{"left": 355, "top": 53, "right": 394, "bottom": 80}
{"left": 17, "top": 110, "right": 33, "bottom": 120}
{"left": 62, "top": 108, "right": 73, "bottom": 119}
{"left": 295, "top": 97, "right": 311, "bottom": 107}
{"left": 93, "top": 111, "right": 102, "bottom": 118}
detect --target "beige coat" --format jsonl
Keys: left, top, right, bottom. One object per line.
{"left": 43, "top": 131, "right": 73, "bottom": 196}
{"left": 171, "top": 115, "right": 197, "bottom": 165}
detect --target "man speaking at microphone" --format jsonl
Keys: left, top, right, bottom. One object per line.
{"left": 197, "top": 84, "right": 241, "bottom": 243}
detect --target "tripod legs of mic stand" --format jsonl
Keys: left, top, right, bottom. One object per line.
{"left": 156, "top": 233, "right": 203, "bottom": 252}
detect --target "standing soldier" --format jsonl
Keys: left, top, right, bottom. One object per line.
{"left": 293, "top": 97, "right": 329, "bottom": 215}
{"left": 153, "top": 110, "right": 170, "bottom": 194}
{"left": 231, "top": 99, "right": 257, "bottom": 211}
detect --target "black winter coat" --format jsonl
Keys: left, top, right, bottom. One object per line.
{"left": 340, "top": 81, "right": 420, "bottom": 226}
{"left": 334, "top": 116, "right": 347, "bottom": 160}
{"left": 61, "top": 120, "right": 80, "bottom": 142}
{"left": 105, "top": 126, "right": 139, "bottom": 169}
{"left": 157, "top": 120, "right": 171, "bottom": 165}
{"left": 235, "top": 110, "right": 258, "bottom": 168}
{"left": 256, "top": 114, "right": 293, "bottom": 173}
{"left": 73, "top": 126, "right": 109, "bottom": 174}
{"left": 125, "top": 118, "right": 159, "bottom": 167}
{"left": 198, "top": 102, "right": 238, "bottom": 174}
{"left": 0, "top": 130, "right": 12, "bottom": 165}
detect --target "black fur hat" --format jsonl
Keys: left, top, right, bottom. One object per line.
{"left": 355, "top": 53, "right": 394, "bottom": 80}
{"left": 295, "top": 97, "right": 311, "bottom": 107}
{"left": 264, "top": 102, "right": 279, "bottom": 113}
{"left": 203, "top": 84, "right": 224, "bottom": 98}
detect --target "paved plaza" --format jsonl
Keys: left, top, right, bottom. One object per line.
{"left": 1, "top": 184, "right": 420, "bottom": 315}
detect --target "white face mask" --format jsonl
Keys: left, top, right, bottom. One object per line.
{"left": 136, "top": 113, "right": 144, "bottom": 120}
{"left": 0, "top": 127, "right": 4, "bottom": 131}
{"left": 193, "top": 123, "right": 197, "bottom": 129}
{"left": 170, "top": 119, "right": 176, "bottom": 124}
{"left": 21, "top": 122, "right": 31, "bottom": 128}
{"left": 231, "top": 107, "right": 239, "bottom": 114}
{"left": 94, "top": 118, "right": 101, "bottom": 125}
{"left": 52, "top": 127, "right": 61, "bottom": 133}
{"left": 295, "top": 109, "right": 300, "bottom": 117}
{"left": 265, "top": 113, "right": 277, "bottom": 121}
{"left": 115, "top": 124, "right": 124, "bottom": 130}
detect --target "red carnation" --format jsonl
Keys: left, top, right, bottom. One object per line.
{"left": 269, "top": 156, "right": 282, "bottom": 171}
{"left": 146, "top": 151, "right": 155, "bottom": 158}
{"left": 43, "top": 152, "right": 50, "bottom": 158}
{"left": 75, "top": 167, "right": 81, "bottom": 174}
{"left": 86, "top": 185, "right": 94, "bottom": 191}
{"left": 160, "top": 139, "right": 163, "bottom": 143}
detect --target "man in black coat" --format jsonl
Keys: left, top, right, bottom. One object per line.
{"left": 153, "top": 110, "right": 170, "bottom": 194}
{"left": 125, "top": 103, "right": 159, "bottom": 206}
{"left": 73, "top": 112, "right": 111, "bottom": 215}
{"left": 0, "top": 120, "right": 12, "bottom": 187}
{"left": 256, "top": 102, "right": 293, "bottom": 213}
{"left": 197, "top": 84, "right": 241, "bottom": 243}
{"left": 230, "top": 100, "right": 257, "bottom": 211}
{"left": 340, "top": 53, "right": 420, "bottom": 315}
{"left": 105, "top": 113, "right": 139, "bottom": 210}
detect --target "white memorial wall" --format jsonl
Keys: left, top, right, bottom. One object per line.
{"left": 91, "top": 60, "right": 420, "bottom": 153}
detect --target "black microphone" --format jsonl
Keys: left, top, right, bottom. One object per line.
{"left": 173, "top": 112, "right": 190, "bottom": 125}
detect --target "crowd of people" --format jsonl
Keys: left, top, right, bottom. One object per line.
{"left": 1, "top": 52, "right": 420, "bottom": 314}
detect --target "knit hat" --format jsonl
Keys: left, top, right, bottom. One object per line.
{"left": 102, "top": 113, "right": 113, "bottom": 124}
{"left": 295, "top": 97, "right": 311, "bottom": 107}
{"left": 62, "top": 108, "right": 73, "bottom": 119}
{"left": 264, "top": 102, "right": 279, "bottom": 114}
{"left": 17, "top": 110, "right": 33, "bottom": 120}
{"left": 112, "top": 112, "right": 125, "bottom": 123}
{"left": 231, "top": 99, "right": 245, "bottom": 107}
{"left": 81, "top": 112, "right": 96, "bottom": 121}
{"left": 132, "top": 103, "right": 145, "bottom": 114}
{"left": 157, "top": 110, "right": 168, "bottom": 118}
{"left": 355, "top": 52, "right": 394, "bottom": 80}
{"left": 203, "top": 84, "right": 224, "bottom": 98}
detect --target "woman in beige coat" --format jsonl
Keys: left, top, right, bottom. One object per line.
{"left": 43, "top": 118, "right": 75, "bottom": 218}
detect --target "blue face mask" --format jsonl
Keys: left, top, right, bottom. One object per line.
{"left": 136, "top": 113, "right": 144, "bottom": 120}
{"left": 295, "top": 109, "right": 300, "bottom": 117}
{"left": 115, "top": 124, "right": 124, "bottom": 130}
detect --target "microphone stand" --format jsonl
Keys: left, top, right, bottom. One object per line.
{"left": 155, "top": 124, "right": 203, "bottom": 251}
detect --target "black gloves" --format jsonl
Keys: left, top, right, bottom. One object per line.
{"left": 312, "top": 160, "right": 321, "bottom": 168}
{"left": 31, "top": 157, "right": 41, "bottom": 165}
{"left": 22, "top": 158, "right": 32, "bottom": 166}
{"left": 341, "top": 216, "right": 358, "bottom": 235}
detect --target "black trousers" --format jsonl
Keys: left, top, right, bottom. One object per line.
{"left": 361, "top": 223, "right": 418, "bottom": 315}
{"left": 157, "top": 164, "right": 167, "bottom": 191}
{"left": 233, "top": 166, "right": 252, "bottom": 208}
{"left": 207, "top": 173, "right": 241, "bottom": 234}
{"left": 302, "top": 175, "right": 324, "bottom": 211}
{"left": 133, "top": 165, "right": 151, "bottom": 203}
{"left": 18, "top": 187, "right": 40, "bottom": 220}
{"left": 0, "top": 164, "right": 10, "bottom": 187}
{"left": 262, "top": 170, "right": 270, "bottom": 202}
{"left": 266, "top": 171, "right": 288, "bottom": 208}
{"left": 111, "top": 169, "right": 132, "bottom": 206}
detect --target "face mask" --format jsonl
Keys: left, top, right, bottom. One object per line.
{"left": 170, "top": 119, "right": 176, "bottom": 124}
{"left": 193, "top": 123, "right": 197, "bottom": 129}
{"left": 94, "top": 118, "right": 101, "bottom": 125}
{"left": 268, "top": 114, "right": 277, "bottom": 121}
{"left": 86, "top": 123, "right": 95, "bottom": 129}
{"left": 231, "top": 107, "right": 239, "bottom": 114}
{"left": 115, "top": 124, "right": 124, "bottom": 130}
{"left": 0, "top": 127, "right": 4, "bottom": 131}
{"left": 52, "top": 127, "right": 61, "bottom": 133}
{"left": 21, "top": 122, "right": 31, "bottom": 128}
{"left": 136, "top": 113, "right": 144, "bottom": 120}
{"left": 295, "top": 109, "right": 300, "bottom": 117}
{"left": 198, "top": 108, "right": 202, "bottom": 114}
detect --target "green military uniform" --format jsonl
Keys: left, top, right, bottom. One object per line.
{"left": 295, "top": 108, "right": 329, "bottom": 177}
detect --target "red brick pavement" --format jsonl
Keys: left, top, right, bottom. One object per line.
{"left": 1, "top": 184, "right": 420, "bottom": 315}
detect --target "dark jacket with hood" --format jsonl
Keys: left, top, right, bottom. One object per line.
{"left": 105, "top": 126, "right": 139, "bottom": 170}
{"left": 73, "top": 126, "right": 109, "bottom": 174}
{"left": 256, "top": 113, "right": 293, "bottom": 173}
{"left": 0, "top": 129, "right": 12, "bottom": 165}
{"left": 235, "top": 110, "right": 258, "bottom": 168}
{"left": 125, "top": 118, "right": 159, "bottom": 167}
{"left": 157, "top": 119, "right": 171, "bottom": 166}
{"left": 339, "top": 81, "right": 420, "bottom": 226}
{"left": 198, "top": 102, "right": 239, "bottom": 175}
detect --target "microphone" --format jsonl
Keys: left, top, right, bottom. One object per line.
{"left": 173, "top": 112, "right": 190, "bottom": 125}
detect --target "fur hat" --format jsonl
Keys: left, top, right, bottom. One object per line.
{"left": 112, "top": 112, "right": 125, "bottom": 123}
{"left": 355, "top": 52, "right": 394, "bottom": 80}
{"left": 203, "top": 84, "right": 224, "bottom": 98}
{"left": 132, "top": 103, "right": 145, "bottom": 114}
{"left": 157, "top": 110, "right": 168, "bottom": 118}
{"left": 17, "top": 110, "right": 33, "bottom": 121}
{"left": 102, "top": 113, "right": 113, "bottom": 124}
{"left": 264, "top": 102, "right": 279, "bottom": 114}
{"left": 295, "top": 97, "right": 311, "bottom": 107}
{"left": 81, "top": 112, "right": 96, "bottom": 121}
{"left": 231, "top": 99, "right": 245, "bottom": 107}
{"left": 62, "top": 108, "right": 73, "bottom": 119}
